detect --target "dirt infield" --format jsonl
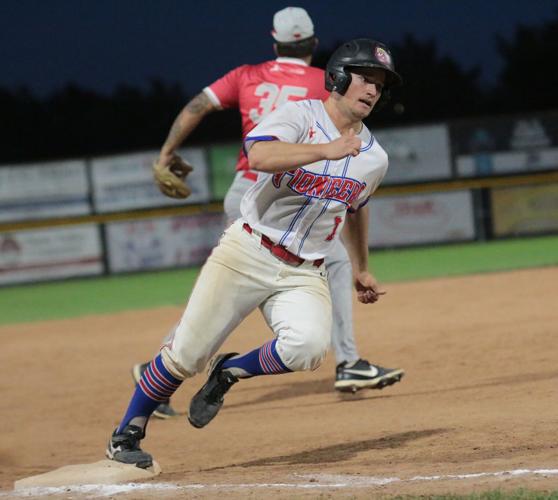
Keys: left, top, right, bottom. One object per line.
{"left": 2, "top": 267, "right": 558, "bottom": 498}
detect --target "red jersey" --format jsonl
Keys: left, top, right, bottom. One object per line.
{"left": 203, "top": 57, "right": 329, "bottom": 178}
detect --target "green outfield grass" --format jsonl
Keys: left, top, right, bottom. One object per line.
{"left": 1, "top": 235, "right": 557, "bottom": 326}
{"left": 392, "top": 489, "right": 558, "bottom": 499}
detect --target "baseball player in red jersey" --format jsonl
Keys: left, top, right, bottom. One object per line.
{"left": 107, "top": 37, "right": 404, "bottom": 468}
{"left": 132, "top": 7, "right": 403, "bottom": 420}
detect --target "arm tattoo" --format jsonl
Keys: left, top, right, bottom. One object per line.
{"left": 167, "top": 119, "right": 184, "bottom": 146}
{"left": 164, "top": 93, "right": 213, "bottom": 150}
{"left": 185, "top": 92, "right": 212, "bottom": 114}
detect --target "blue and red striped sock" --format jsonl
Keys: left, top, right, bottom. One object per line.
{"left": 117, "top": 353, "right": 182, "bottom": 433}
{"left": 221, "top": 339, "right": 291, "bottom": 377}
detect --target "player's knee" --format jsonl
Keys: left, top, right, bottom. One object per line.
{"left": 278, "top": 327, "right": 330, "bottom": 372}
{"left": 305, "top": 335, "right": 330, "bottom": 370}
{"left": 160, "top": 346, "right": 195, "bottom": 379}
{"left": 161, "top": 340, "right": 208, "bottom": 378}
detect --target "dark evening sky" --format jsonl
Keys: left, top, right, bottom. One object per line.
{"left": 4, "top": 0, "right": 557, "bottom": 96}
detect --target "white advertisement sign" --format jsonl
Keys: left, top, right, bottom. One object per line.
{"left": 368, "top": 191, "right": 475, "bottom": 247}
{"left": 0, "top": 160, "right": 90, "bottom": 221}
{"left": 456, "top": 148, "right": 558, "bottom": 176}
{"left": 374, "top": 124, "right": 452, "bottom": 184}
{"left": 91, "top": 148, "right": 210, "bottom": 213}
{"left": 0, "top": 225, "right": 103, "bottom": 285}
{"left": 106, "top": 212, "right": 226, "bottom": 272}
{"left": 454, "top": 116, "right": 558, "bottom": 177}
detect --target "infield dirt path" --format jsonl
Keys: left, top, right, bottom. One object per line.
{"left": 1, "top": 267, "right": 557, "bottom": 498}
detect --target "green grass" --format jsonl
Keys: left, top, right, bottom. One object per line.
{"left": 390, "top": 489, "right": 558, "bottom": 499}
{"left": 0, "top": 267, "right": 201, "bottom": 325}
{"left": 1, "top": 235, "right": 557, "bottom": 326}
{"left": 371, "top": 235, "right": 558, "bottom": 282}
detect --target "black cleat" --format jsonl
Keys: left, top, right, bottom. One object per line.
{"left": 335, "top": 359, "right": 405, "bottom": 393}
{"left": 188, "top": 353, "right": 239, "bottom": 428}
{"left": 153, "top": 402, "right": 179, "bottom": 419}
{"left": 105, "top": 424, "right": 153, "bottom": 469}
{"left": 132, "top": 362, "right": 179, "bottom": 419}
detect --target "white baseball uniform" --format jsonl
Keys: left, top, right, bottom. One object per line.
{"left": 161, "top": 98, "right": 387, "bottom": 378}
{"left": 242, "top": 99, "right": 387, "bottom": 257}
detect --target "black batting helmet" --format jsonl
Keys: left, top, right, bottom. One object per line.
{"left": 325, "top": 39, "right": 402, "bottom": 100}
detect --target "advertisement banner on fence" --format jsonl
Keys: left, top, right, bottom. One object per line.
{"left": 0, "top": 160, "right": 90, "bottom": 222}
{"left": 91, "top": 148, "right": 210, "bottom": 212}
{"left": 368, "top": 191, "right": 475, "bottom": 247}
{"left": 106, "top": 212, "right": 226, "bottom": 272}
{"left": 491, "top": 183, "right": 558, "bottom": 236}
{"left": 451, "top": 111, "right": 558, "bottom": 176}
{"left": 0, "top": 225, "right": 103, "bottom": 285}
{"left": 374, "top": 124, "right": 452, "bottom": 184}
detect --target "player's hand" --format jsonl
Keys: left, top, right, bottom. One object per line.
{"left": 152, "top": 153, "right": 193, "bottom": 199}
{"left": 324, "top": 128, "right": 361, "bottom": 160}
{"left": 354, "top": 271, "right": 386, "bottom": 304}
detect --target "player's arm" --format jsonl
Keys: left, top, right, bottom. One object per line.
{"left": 342, "top": 205, "right": 385, "bottom": 304}
{"left": 247, "top": 129, "right": 361, "bottom": 174}
{"left": 158, "top": 92, "right": 217, "bottom": 165}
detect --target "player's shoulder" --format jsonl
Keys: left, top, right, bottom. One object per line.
{"left": 223, "top": 61, "right": 272, "bottom": 78}
{"left": 265, "top": 99, "right": 316, "bottom": 128}
{"left": 232, "top": 60, "right": 283, "bottom": 81}
{"left": 274, "top": 98, "right": 313, "bottom": 115}
{"left": 285, "top": 98, "right": 321, "bottom": 114}
{"left": 245, "top": 59, "right": 280, "bottom": 73}
{"left": 374, "top": 139, "right": 389, "bottom": 162}
{"left": 228, "top": 62, "right": 256, "bottom": 75}
{"left": 305, "top": 65, "right": 325, "bottom": 77}
{"left": 372, "top": 139, "right": 389, "bottom": 167}
{"left": 261, "top": 59, "right": 324, "bottom": 76}
{"left": 363, "top": 125, "right": 388, "bottom": 159}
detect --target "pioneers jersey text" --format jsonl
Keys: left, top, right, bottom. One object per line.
{"left": 242, "top": 99, "right": 388, "bottom": 260}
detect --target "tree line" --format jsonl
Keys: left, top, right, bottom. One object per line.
{"left": 2, "top": 13, "right": 557, "bottom": 164}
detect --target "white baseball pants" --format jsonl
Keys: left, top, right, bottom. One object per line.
{"left": 223, "top": 172, "right": 359, "bottom": 365}
{"left": 161, "top": 219, "right": 332, "bottom": 379}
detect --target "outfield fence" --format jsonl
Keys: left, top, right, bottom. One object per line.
{"left": 1, "top": 110, "right": 557, "bottom": 285}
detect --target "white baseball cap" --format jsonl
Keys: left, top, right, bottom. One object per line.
{"left": 272, "top": 7, "right": 314, "bottom": 43}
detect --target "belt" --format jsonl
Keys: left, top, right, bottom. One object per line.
{"left": 242, "top": 223, "right": 324, "bottom": 268}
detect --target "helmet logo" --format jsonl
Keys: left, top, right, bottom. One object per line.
{"left": 375, "top": 46, "right": 391, "bottom": 66}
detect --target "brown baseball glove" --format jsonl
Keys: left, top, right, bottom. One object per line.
{"left": 153, "top": 154, "right": 193, "bottom": 199}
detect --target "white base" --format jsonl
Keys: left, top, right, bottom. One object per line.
{"left": 14, "top": 459, "right": 162, "bottom": 490}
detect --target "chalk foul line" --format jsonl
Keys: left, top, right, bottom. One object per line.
{"left": 4, "top": 467, "right": 558, "bottom": 497}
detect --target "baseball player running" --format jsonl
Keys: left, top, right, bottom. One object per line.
{"left": 107, "top": 37, "right": 403, "bottom": 469}
{"left": 132, "top": 8, "right": 403, "bottom": 419}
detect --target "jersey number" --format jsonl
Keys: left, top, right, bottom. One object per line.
{"left": 326, "top": 217, "right": 343, "bottom": 241}
{"left": 249, "top": 83, "right": 308, "bottom": 124}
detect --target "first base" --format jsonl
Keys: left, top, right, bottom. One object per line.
{"left": 14, "top": 459, "right": 162, "bottom": 490}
